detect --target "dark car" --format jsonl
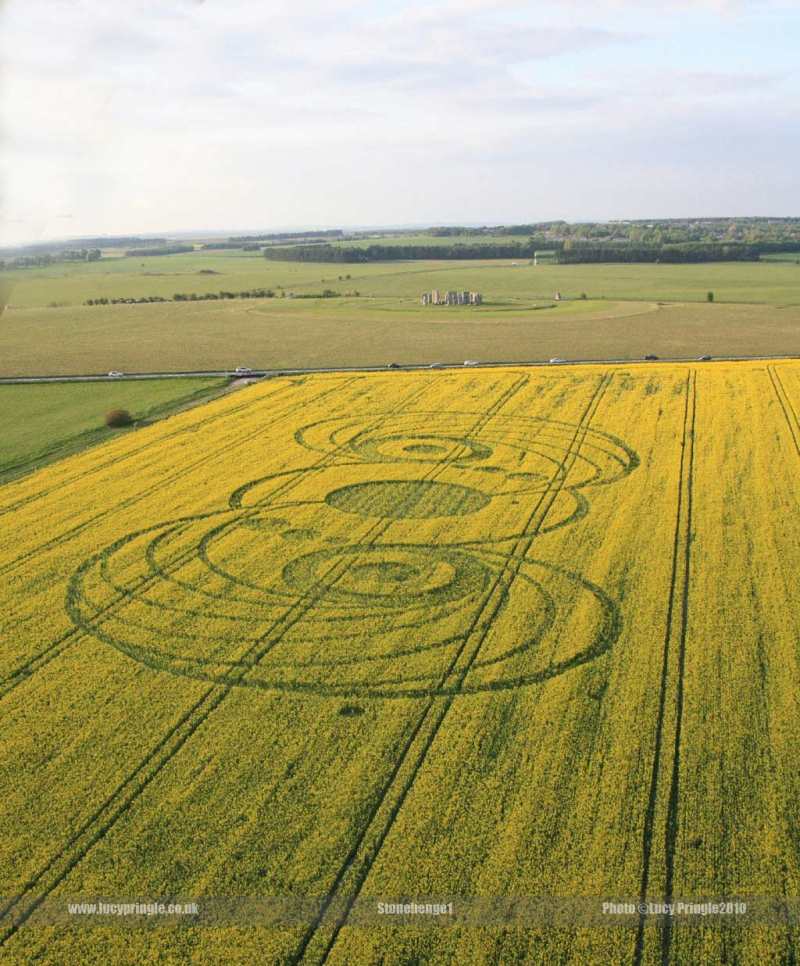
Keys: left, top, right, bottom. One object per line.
{"left": 698, "top": 355, "right": 712, "bottom": 361}
{"left": 644, "top": 354, "right": 659, "bottom": 361}
{"left": 387, "top": 362, "right": 400, "bottom": 369}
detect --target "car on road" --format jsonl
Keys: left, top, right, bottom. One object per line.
{"left": 463, "top": 360, "right": 479, "bottom": 367}
{"left": 698, "top": 355, "right": 712, "bottom": 361}
{"left": 548, "top": 358, "right": 566, "bottom": 364}
{"left": 234, "top": 366, "right": 253, "bottom": 375}
{"left": 428, "top": 363, "right": 444, "bottom": 369}
{"left": 644, "top": 354, "right": 659, "bottom": 361}
{"left": 387, "top": 362, "right": 400, "bottom": 369}
{"left": 107, "top": 370, "right": 124, "bottom": 378}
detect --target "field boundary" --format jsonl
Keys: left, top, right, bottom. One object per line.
{"left": 0, "top": 379, "right": 230, "bottom": 488}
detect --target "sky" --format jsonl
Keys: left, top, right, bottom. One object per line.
{"left": 0, "top": 0, "right": 798, "bottom": 245}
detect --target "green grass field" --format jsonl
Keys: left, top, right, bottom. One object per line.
{"left": 4, "top": 295, "right": 800, "bottom": 376}
{"left": 2, "top": 250, "right": 800, "bottom": 375}
{"left": 0, "top": 378, "right": 224, "bottom": 483}
{"left": 5, "top": 249, "right": 800, "bottom": 307}
{"left": 762, "top": 251, "right": 800, "bottom": 263}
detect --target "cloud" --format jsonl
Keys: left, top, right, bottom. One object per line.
{"left": 0, "top": 0, "right": 798, "bottom": 243}
{"left": 556, "top": 0, "right": 788, "bottom": 10}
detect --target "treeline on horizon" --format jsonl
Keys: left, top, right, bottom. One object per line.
{"left": 263, "top": 239, "right": 800, "bottom": 265}
{"left": 227, "top": 229, "right": 345, "bottom": 243}
{"left": 557, "top": 241, "right": 800, "bottom": 263}
{"left": 263, "top": 242, "right": 534, "bottom": 263}
{"left": 125, "top": 244, "right": 195, "bottom": 257}
{"left": 6, "top": 218, "right": 800, "bottom": 269}
{"left": 0, "top": 237, "right": 168, "bottom": 258}
{"left": 0, "top": 248, "right": 102, "bottom": 270}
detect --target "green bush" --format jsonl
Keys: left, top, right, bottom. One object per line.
{"left": 105, "top": 409, "right": 133, "bottom": 428}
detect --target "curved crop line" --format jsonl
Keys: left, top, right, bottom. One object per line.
{"left": 66, "top": 379, "right": 435, "bottom": 656}
{"left": 292, "top": 373, "right": 624, "bottom": 964}
{"left": 0, "top": 514, "right": 222, "bottom": 700}
{"left": 0, "top": 380, "right": 415, "bottom": 701}
{"left": 2, "top": 371, "right": 639, "bottom": 957}
{"left": 71, "top": 376, "right": 528, "bottom": 686}
{"left": 292, "top": 409, "right": 637, "bottom": 484}
{"left": 0, "top": 376, "right": 481, "bottom": 947}
{"left": 83, "top": 539, "right": 491, "bottom": 655}
{"left": 67, "top": 378, "right": 632, "bottom": 701}
{"left": 0, "top": 378, "right": 357, "bottom": 581}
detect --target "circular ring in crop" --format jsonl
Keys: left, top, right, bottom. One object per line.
{"left": 66, "top": 406, "right": 638, "bottom": 700}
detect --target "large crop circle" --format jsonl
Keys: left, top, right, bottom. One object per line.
{"left": 67, "top": 403, "right": 638, "bottom": 700}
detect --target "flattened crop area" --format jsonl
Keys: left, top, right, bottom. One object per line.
{"left": 1, "top": 363, "right": 799, "bottom": 964}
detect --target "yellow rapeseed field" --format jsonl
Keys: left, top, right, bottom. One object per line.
{"left": 1, "top": 362, "right": 799, "bottom": 964}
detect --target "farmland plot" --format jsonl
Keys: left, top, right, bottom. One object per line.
{"left": 0, "top": 363, "right": 799, "bottom": 964}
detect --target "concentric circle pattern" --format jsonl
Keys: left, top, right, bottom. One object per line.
{"left": 68, "top": 407, "right": 638, "bottom": 698}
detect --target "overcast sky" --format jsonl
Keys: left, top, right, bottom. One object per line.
{"left": 1, "top": 0, "right": 798, "bottom": 244}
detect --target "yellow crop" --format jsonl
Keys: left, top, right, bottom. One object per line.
{"left": 1, "top": 361, "right": 798, "bottom": 964}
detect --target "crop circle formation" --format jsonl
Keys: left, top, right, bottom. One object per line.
{"left": 68, "top": 409, "right": 638, "bottom": 698}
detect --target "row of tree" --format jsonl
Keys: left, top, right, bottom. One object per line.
{"left": 428, "top": 225, "right": 535, "bottom": 237}
{"left": 199, "top": 242, "right": 262, "bottom": 251}
{"left": 1, "top": 248, "right": 102, "bottom": 270}
{"left": 261, "top": 238, "right": 800, "bottom": 265}
{"left": 556, "top": 242, "right": 764, "bottom": 263}
{"left": 82, "top": 288, "right": 351, "bottom": 306}
{"left": 228, "top": 230, "right": 344, "bottom": 243}
{"left": 0, "top": 237, "right": 167, "bottom": 258}
{"left": 499, "top": 217, "right": 800, "bottom": 247}
{"left": 263, "top": 242, "right": 533, "bottom": 263}
{"left": 125, "top": 244, "right": 195, "bottom": 257}
{"left": 84, "top": 288, "right": 277, "bottom": 306}
{"left": 173, "top": 288, "right": 276, "bottom": 301}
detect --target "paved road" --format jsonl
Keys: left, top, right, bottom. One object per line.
{"left": 1, "top": 353, "right": 798, "bottom": 385}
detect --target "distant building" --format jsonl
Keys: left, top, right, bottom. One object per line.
{"left": 420, "top": 289, "right": 482, "bottom": 306}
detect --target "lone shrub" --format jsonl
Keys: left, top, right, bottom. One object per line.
{"left": 105, "top": 409, "right": 133, "bottom": 428}
{"left": 707, "top": 291, "right": 715, "bottom": 302}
